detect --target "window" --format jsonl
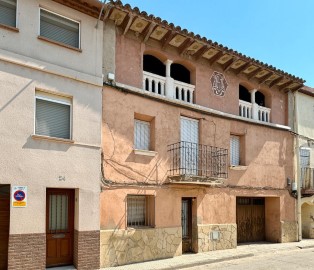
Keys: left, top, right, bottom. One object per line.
{"left": 134, "top": 119, "right": 150, "bottom": 150}
{"left": 40, "top": 8, "right": 80, "bottom": 48}
{"left": 127, "top": 195, "right": 155, "bottom": 227}
{"left": 0, "top": 0, "right": 17, "bottom": 28}
{"left": 35, "top": 91, "right": 71, "bottom": 140}
{"left": 230, "top": 135, "right": 240, "bottom": 166}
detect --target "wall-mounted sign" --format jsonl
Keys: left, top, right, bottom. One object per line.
{"left": 210, "top": 71, "right": 228, "bottom": 97}
{"left": 12, "top": 186, "right": 27, "bottom": 207}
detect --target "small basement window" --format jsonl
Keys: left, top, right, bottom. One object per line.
{"left": 127, "top": 195, "right": 155, "bottom": 227}
{"left": 40, "top": 8, "right": 80, "bottom": 49}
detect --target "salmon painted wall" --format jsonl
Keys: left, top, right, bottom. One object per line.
{"left": 115, "top": 32, "right": 288, "bottom": 125}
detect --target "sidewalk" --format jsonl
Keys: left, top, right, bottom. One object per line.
{"left": 102, "top": 240, "right": 314, "bottom": 270}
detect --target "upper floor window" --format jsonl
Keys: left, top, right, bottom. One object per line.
{"left": 134, "top": 119, "right": 150, "bottom": 151}
{"left": 230, "top": 135, "right": 240, "bottom": 166}
{"left": 0, "top": 0, "right": 17, "bottom": 28}
{"left": 35, "top": 91, "right": 72, "bottom": 140}
{"left": 40, "top": 8, "right": 80, "bottom": 49}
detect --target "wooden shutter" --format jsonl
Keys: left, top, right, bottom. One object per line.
{"left": 230, "top": 135, "right": 240, "bottom": 166}
{"left": 40, "top": 9, "right": 79, "bottom": 48}
{"left": 0, "top": 0, "right": 16, "bottom": 27}
{"left": 134, "top": 120, "right": 150, "bottom": 150}
{"left": 35, "top": 98, "right": 71, "bottom": 139}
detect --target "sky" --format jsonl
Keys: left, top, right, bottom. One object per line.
{"left": 121, "top": 0, "right": 314, "bottom": 87}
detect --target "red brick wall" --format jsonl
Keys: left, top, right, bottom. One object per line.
{"left": 74, "top": 230, "right": 100, "bottom": 270}
{"left": 8, "top": 233, "right": 46, "bottom": 270}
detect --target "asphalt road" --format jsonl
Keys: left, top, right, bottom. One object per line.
{"left": 185, "top": 248, "right": 314, "bottom": 270}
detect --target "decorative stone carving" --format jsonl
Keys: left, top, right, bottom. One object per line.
{"left": 210, "top": 71, "right": 228, "bottom": 97}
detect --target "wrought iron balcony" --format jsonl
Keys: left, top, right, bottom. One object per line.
{"left": 301, "top": 167, "right": 314, "bottom": 195}
{"left": 167, "top": 141, "right": 228, "bottom": 183}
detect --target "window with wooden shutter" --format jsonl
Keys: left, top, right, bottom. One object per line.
{"left": 0, "top": 0, "right": 17, "bottom": 28}
{"left": 40, "top": 9, "right": 80, "bottom": 48}
{"left": 230, "top": 135, "right": 240, "bottom": 166}
{"left": 134, "top": 119, "right": 150, "bottom": 150}
{"left": 35, "top": 92, "right": 71, "bottom": 139}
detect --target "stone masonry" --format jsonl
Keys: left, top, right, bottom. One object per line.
{"left": 100, "top": 227, "right": 182, "bottom": 267}
{"left": 197, "top": 224, "right": 237, "bottom": 252}
{"left": 281, "top": 221, "right": 298, "bottom": 243}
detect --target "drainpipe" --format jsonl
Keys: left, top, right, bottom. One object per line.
{"left": 294, "top": 91, "right": 302, "bottom": 241}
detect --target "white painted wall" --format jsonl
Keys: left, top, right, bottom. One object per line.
{"left": 0, "top": 0, "right": 104, "bottom": 234}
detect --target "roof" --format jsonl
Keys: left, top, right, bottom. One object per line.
{"left": 105, "top": 0, "right": 304, "bottom": 91}
{"left": 53, "top": 0, "right": 304, "bottom": 91}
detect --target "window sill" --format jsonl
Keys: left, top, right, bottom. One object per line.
{"left": 127, "top": 226, "right": 155, "bottom": 230}
{"left": 0, "top": 23, "right": 19, "bottom": 32}
{"left": 229, "top": 165, "right": 248, "bottom": 171}
{"left": 37, "top": 36, "right": 82, "bottom": 52}
{"left": 134, "top": 149, "right": 157, "bottom": 157}
{"left": 32, "top": 134, "right": 74, "bottom": 144}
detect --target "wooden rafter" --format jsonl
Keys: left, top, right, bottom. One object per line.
{"left": 162, "top": 31, "right": 177, "bottom": 49}
{"left": 179, "top": 38, "right": 194, "bottom": 55}
{"left": 143, "top": 22, "right": 157, "bottom": 43}
{"left": 193, "top": 45, "right": 208, "bottom": 60}
{"left": 123, "top": 14, "right": 135, "bottom": 35}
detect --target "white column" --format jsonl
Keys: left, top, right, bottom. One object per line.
{"left": 164, "top": 59, "right": 174, "bottom": 99}
{"left": 250, "top": 89, "right": 258, "bottom": 120}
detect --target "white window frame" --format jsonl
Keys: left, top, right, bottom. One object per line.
{"left": 134, "top": 119, "right": 151, "bottom": 151}
{"left": 230, "top": 135, "right": 240, "bottom": 166}
{"left": 0, "top": 0, "right": 18, "bottom": 28}
{"left": 34, "top": 91, "right": 72, "bottom": 140}
{"left": 39, "top": 7, "right": 81, "bottom": 49}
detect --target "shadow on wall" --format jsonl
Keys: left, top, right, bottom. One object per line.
{"left": 22, "top": 136, "right": 71, "bottom": 152}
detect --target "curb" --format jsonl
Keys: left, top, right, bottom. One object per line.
{"left": 158, "top": 253, "right": 254, "bottom": 270}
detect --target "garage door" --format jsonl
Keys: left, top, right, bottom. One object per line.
{"left": 236, "top": 197, "right": 265, "bottom": 243}
{"left": 0, "top": 185, "right": 10, "bottom": 270}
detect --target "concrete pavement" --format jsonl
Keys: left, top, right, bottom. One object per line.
{"left": 102, "top": 240, "right": 314, "bottom": 270}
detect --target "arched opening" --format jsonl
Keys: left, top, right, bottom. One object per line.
{"left": 143, "top": 55, "right": 165, "bottom": 77}
{"left": 171, "top": 63, "right": 190, "bottom": 84}
{"left": 239, "top": 85, "right": 251, "bottom": 102}
{"left": 256, "top": 91, "right": 265, "bottom": 107}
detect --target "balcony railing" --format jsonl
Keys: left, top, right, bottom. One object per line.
{"left": 143, "top": 71, "right": 166, "bottom": 96}
{"left": 143, "top": 71, "right": 195, "bottom": 104}
{"left": 239, "top": 100, "right": 271, "bottom": 123}
{"left": 301, "top": 167, "right": 314, "bottom": 192}
{"left": 167, "top": 141, "right": 228, "bottom": 182}
{"left": 174, "top": 80, "right": 195, "bottom": 104}
{"left": 239, "top": 100, "right": 252, "bottom": 119}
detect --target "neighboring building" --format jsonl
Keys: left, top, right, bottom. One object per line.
{"left": 0, "top": 0, "right": 103, "bottom": 269}
{"left": 292, "top": 87, "right": 314, "bottom": 239}
{"left": 100, "top": 1, "right": 304, "bottom": 267}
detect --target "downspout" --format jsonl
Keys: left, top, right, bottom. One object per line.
{"left": 293, "top": 91, "right": 302, "bottom": 241}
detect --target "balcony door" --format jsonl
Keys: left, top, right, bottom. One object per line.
{"left": 180, "top": 117, "right": 199, "bottom": 175}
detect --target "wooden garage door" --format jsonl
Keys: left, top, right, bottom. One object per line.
{"left": 0, "top": 185, "right": 10, "bottom": 270}
{"left": 236, "top": 197, "right": 265, "bottom": 243}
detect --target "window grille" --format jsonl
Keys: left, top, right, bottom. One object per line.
{"left": 230, "top": 135, "right": 240, "bottom": 166}
{"left": 127, "top": 195, "right": 155, "bottom": 227}
{"left": 134, "top": 120, "right": 150, "bottom": 150}
{"left": 0, "top": 0, "right": 16, "bottom": 27}
{"left": 35, "top": 92, "right": 71, "bottom": 139}
{"left": 40, "top": 9, "right": 80, "bottom": 48}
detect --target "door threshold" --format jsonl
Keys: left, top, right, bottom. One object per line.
{"left": 46, "top": 266, "right": 76, "bottom": 270}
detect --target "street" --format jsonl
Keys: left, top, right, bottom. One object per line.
{"left": 185, "top": 248, "right": 314, "bottom": 270}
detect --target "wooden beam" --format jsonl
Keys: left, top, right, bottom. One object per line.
{"left": 247, "top": 67, "right": 262, "bottom": 80}
{"left": 103, "top": 4, "right": 113, "bottom": 21}
{"left": 143, "top": 22, "right": 157, "bottom": 43}
{"left": 179, "top": 38, "right": 194, "bottom": 55}
{"left": 208, "top": 51, "right": 223, "bottom": 66}
{"left": 234, "top": 62, "right": 250, "bottom": 75}
{"left": 278, "top": 80, "right": 292, "bottom": 91}
{"left": 223, "top": 57, "right": 237, "bottom": 72}
{"left": 269, "top": 76, "right": 283, "bottom": 88}
{"left": 193, "top": 45, "right": 208, "bottom": 61}
{"left": 123, "top": 14, "right": 135, "bottom": 35}
{"left": 257, "top": 72, "right": 274, "bottom": 85}
{"left": 162, "top": 31, "right": 177, "bottom": 49}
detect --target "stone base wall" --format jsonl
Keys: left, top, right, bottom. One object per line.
{"left": 8, "top": 233, "right": 46, "bottom": 270}
{"left": 198, "top": 224, "right": 237, "bottom": 252}
{"left": 281, "top": 221, "right": 298, "bottom": 242}
{"left": 74, "top": 230, "right": 100, "bottom": 270}
{"left": 100, "top": 227, "right": 182, "bottom": 267}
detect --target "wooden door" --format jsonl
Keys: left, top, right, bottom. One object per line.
{"left": 236, "top": 197, "right": 265, "bottom": 243}
{"left": 0, "top": 185, "right": 10, "bottom": 270}
{"left": 46, "top": 189, "right": 74, "bottom": 267}
{"left": 181, "top": 198, "right": 192, "bottom": 253}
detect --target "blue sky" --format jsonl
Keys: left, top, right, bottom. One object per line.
{"left": 122, "top": 0, "right": 314, "bottom": 87}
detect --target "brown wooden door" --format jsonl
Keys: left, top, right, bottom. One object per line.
{"left": 0, "top": 185, "right": 10, "bottom": 270}
{"left": 236, "top": 197, "right": 265, "bottom": 243}
{"left": 46, "top": 189, "right": 74, "bottom": 267}
{"left": 181, "top": 198, "right": 192, "bottom": 253}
